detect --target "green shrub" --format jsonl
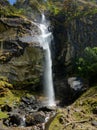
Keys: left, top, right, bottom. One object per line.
{"left": 76, "top": 47, "right": 97, "bottom": 79}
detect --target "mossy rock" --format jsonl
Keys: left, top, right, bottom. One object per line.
{"left": 48, "top": 86, "right": 97, "bottom": 130}
{"left": 0, "top": 77, "right": 13, "bottom": 97}
{"left": 47, "top": 113, "right": 65, "bottom": 130}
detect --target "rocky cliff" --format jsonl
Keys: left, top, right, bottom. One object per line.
{"left": 0, "top": 0, "right": 97, "bottom": 96}
{"left": 0, "top": 13, "right": 43, "bottom": 89}
{"left": 50, "top": 0, "right": 97, "bottom": 78}
{"left": 0, "top": 1, "right": 97, "bottom": 130}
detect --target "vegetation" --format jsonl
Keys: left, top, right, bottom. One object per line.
{"left": 0, "top": 111, "right": 8, "bottom": 119}
{"left": 0, "top": 86, "right": 37, "bottom": 119}
{"left": 0, "top": 0, "right": 97, "bottom": 128}
{"left": 76, "top": 47, "right": 97, "bottom": 81}
{"left": 0, "top": 0, "right": 25, "bottom": 17}
{"left": 0, "top": 77, "right": 13, "bottom": 97}
{"left": 48, "top": 85, "right": 97, "bottom": 130}
{"left": 1, "top": 0, "right": 97, "bottom": 20}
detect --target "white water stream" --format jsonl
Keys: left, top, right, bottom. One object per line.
{"left": 19, "top": 13, "right": 56, "bottom": 106}
{"left": 39, "top": 14, "right": 55, "bottom": 106}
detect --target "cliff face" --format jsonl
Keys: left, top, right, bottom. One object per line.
{"left": 47, "top": 1, "right": 97, "bottom": 98}
{"left": 0, "top": 0, "right": 97, "bottom": 94}
{"left": 67, "top": 14, "right": 97, "bottom": 58}
{"left": 51, "top": 2, "right": 97, "bottom": 77}
{"left": 0, "top": 15, "right": 43, "bottom": 88}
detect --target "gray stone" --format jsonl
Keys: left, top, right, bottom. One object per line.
{"left": 68, "top": 77, "right": 83, "bottom": 91}
{"left": 25, "top": 112, "right": 45, "bottom": 126}
{"left": 91, "top": 120, "right": 97, "bottom": 127}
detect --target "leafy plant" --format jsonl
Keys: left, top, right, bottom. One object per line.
{"left": 76, "top": 47, "right": 97, "bottom": 79}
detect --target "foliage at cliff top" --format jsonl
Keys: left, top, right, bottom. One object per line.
{"left": 14, "top": 0, "right": 42, "bottom": 14}
{"left": 0, "top": 0, "right": 25, "bottom": 17}
{"left": 1, "top": 0, "right": 97, "bottom": 19}
{"left": 60, "top": 0, "right": 97, "bottom": 22}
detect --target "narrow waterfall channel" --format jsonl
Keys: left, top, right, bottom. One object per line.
{"left": 39, "top": 14, "right": 55, "bottom": 106}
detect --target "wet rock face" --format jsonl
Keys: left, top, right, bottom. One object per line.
{"left": 50, "top": 12, "right": 97, "bottom": 101}
{"left": 0, "top": 46, "right": 43, "bottom": 87}
{"left": 0, "top": 16, "right": 43, "bottom": 87}
{"left": 0, "top": 16, "right": 40, "bottom": 63}
{"left": 69, "top": 16, "right": 97, "bottom": 64}
{"left": 0, "top": 40, "right": 28, "bottom": 63}
{"left": 51, "top": 15, "right": 67, "bottom": 77}
{"left": 51, "top": 13, "right": 97, "bottom": 75}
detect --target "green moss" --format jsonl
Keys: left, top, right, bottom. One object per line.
{"left": 48, "top": 86, "right": 97, "bottom": 130}
{"left": 0, "top": 90, "right": 34, "bottom": 120}
{"left": 0, "top": 91, "right": 19, "bottom": 107}
{"left": 11, "top": 90, "right": 33, "bottom": 98}
{"left": 0, "top": 91, "right": 18, "bottom": 119}
{"left": 0, "top": 81, "right": 12, "bottom": 89}
{"left": 48, "top": 113, "right": 64, "bottom": 130}
{"left": 0, "top": 77, "right": 13, "bottom": 97}
{"left": 73, "top": 86, "right": 97, "bottom": 118}
{"left": 0, "top": 111, "right": 8, "bottom": 119}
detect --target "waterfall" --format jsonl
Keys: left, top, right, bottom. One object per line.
{"left": 39, "top": 14, "right": 55, "bottom": 106}
{"left": 20, "top": 13, "right": 56, "bottom": 106}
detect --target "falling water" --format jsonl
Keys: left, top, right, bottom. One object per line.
{"left": 39, "top": 14, "right": 55, "bottom": 106}
{"left": 20, "top": 13, "right": 55, "bottom": 106}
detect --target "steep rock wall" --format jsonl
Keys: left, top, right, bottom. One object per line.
{"left": 50, "top": 8, "right": 97, "bottom": 99}
{"left": 51, "top": 13, "right": 97, "bottom": 76}
{"left": 0, "top": 16, "right": 43, "bottom": 89}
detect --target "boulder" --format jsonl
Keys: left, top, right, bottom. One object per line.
{"left": 19, "top": 96, "right": 41, "bottom": 112}
{"left": 38, "top": 106, "right": 54, "bottom": 112}
{"left": 3, "top": 114, "right": 22, "bottom": 126}
{"left": 21, "top": 96, "right": 36, "bottom": 105}
{"left": 25, "top": 112, "right": 45, "bottom": 126}
{"left": 91, "top": 120, "right": 97, "bottom": 127}
{"left": 68, "top": 77, "right": 83, "bottom": 91}
{"left": 1, "top": 104, "right": 12, "bottom": 112}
